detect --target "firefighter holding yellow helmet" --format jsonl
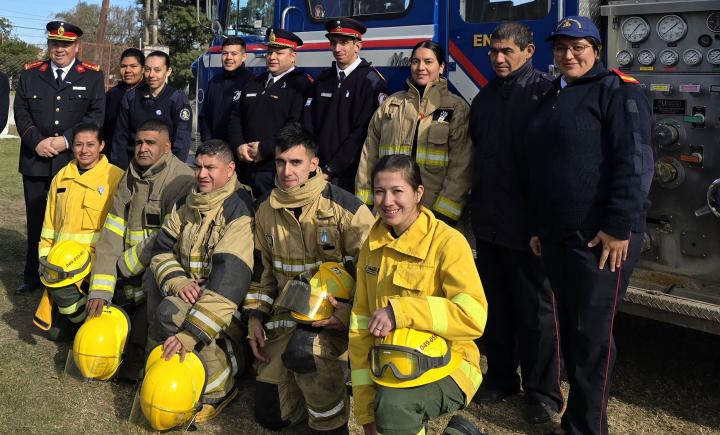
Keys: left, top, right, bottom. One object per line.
{"left": 350, "top": 155, "right": 488, "bottom": 435}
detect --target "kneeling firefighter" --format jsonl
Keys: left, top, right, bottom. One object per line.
{"left": 130, "top": 345, "right": 207, "bottom": 431}
{"left": 65, "top": 305, "right": 130, "bottom": 381}
{"left": 34, "top": 240, "right": 93, "bottom": 341}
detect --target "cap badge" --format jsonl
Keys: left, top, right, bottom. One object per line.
{"left": 58, "top": 25, "right": 65, "bottom": 36}
{"left": 269, "top": 31, "right": 276, "bottom": 42}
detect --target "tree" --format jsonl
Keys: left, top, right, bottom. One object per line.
{"left": 55, "top": 1, "right": 141, "bottom": 45}
{"left": 157, "top": 0, "right": 213, "bottom": 95}
{"left": 0, "top": 39, "right": 43, "bottom": 88}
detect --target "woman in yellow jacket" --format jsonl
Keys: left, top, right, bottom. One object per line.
{"left": 355, "top": 40, "right": 472, "bottom": 225}
{"left": 350, "top": 154, "right": 487, "bottom": 435}
{"left": 36, "top": 122, "right": 123, "bottom": 340}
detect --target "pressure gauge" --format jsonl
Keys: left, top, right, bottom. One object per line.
{"left": 683, "top": 48, "right": 703, "bottom": 66}
{"left": 637, "top": 49, "right": 656, "bottom": 66}
{"left": 616, "top": 50, "right": 633, "bottom": 66}
{"left": 656, "top": 15, "right": 688, "bottom": 42}
{"left": 708, "top": 48, "right": 720, "bottom": 65}
{"left": 621, "top": 16, "right": 651, "bottom": 43}
{"left": 659, "top": 49, "right": 679, "bottom": 66}
{"left": 707, "top": 12, "right": 720, "bottom": 32}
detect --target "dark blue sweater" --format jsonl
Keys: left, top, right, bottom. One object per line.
{"left": 525, "top": 63, "right": 653, "bottom": 241}
{"left": 198, "top": 65, "right": 254, "bottom": 142}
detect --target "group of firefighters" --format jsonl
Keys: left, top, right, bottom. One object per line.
{"left": 7, "top": 9, "right": 653, "bottom": 435}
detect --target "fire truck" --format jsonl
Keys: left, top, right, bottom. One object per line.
{"left": 193, "top": 0, "right": 720, "bottom": 334}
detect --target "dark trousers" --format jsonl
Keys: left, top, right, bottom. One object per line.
{"left": 238, "top": 169, "right": 275, "bottom": 199}
{"left": 541, "top": 231, "right": 642, "bottom": 435}
{"left": 22, "top": 175, "right": 51, "bottom": 285}
{"left": 331, "top": 174, "right": 355, "bottom": 195}
{"left": 475, "top": 240, "right": 563, "bottom": 411}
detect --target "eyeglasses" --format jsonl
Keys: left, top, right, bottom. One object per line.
{"left": 553, "top": 44, "right": 593, "bottom": 56}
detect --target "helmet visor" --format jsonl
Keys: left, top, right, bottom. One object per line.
{"left": 275, "top": 280, "right": 333, "bottom": 322}
{"left": 39, "top": 255, "right": 90, "bottom": 285}
{"left": 369, "top": 344, "right": 452, "bottom": 381}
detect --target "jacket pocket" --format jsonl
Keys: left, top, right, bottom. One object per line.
{"left": 27, "top": 95, "right": 44, "bottom": 113}
{"left": 81, "top": 190, "right": 105, "bottom": 230}
{"left": 393, "top": 263, "right": 435, "bottom": 296}
{"left": 420, "top": 122, "right": 450, "bottom": 173}
{"left": 69, "top": 92, "right": 89, "bottom": 112}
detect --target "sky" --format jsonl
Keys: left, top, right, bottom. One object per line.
{"left": 3, "top": 0, "right": 136, "bottom": 46}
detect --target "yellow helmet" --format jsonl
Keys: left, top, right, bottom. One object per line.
{"left": 71, "top": 305, "right": 130, "bottom": 381}
{"left": 369, "top": 328, "right": 462, "bottom": 388}
{"left": 275, "top": 262, "right": 354, "bottom": 323}
{"left": 39, "top": 240, "right": 92, "bottom": 288}
{"left": 139, "top": 345, "right": 207, "bottom": 431}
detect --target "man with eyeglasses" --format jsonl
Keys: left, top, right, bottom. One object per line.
{"left": 468, "top": 22, "right": 563, "bottom": 425}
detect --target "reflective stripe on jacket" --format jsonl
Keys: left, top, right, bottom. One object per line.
{"left": 244, "top": 171, "right": 374, "bottom": 328}
{"left": 349, "top": 207, "right": 488, "bottom": 425}
{"left": 39, "top": 155, "right": 123, "bottom": 258}
{"left": 150, "top": 175, "right": 255, "bottom": 350}
{"left": 356, "top": 77, "right": 472, "bottom": 222}
{"left": 88, "top": 153, "right": 194, "bottom": 303}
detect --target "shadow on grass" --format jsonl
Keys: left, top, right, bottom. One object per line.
{"left": 0, "top": 226, "right": 44, "bottom": 347}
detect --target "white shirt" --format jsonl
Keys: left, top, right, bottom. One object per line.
{"left": 51, "top": 59, "right": 76, "bottom": 82}
{"left": 268, "top": 66, "right": 296, "bottom": 85}
{"left": 560, "top": 76, "right": 569, "bottom": 89}
{"left": 336, "top": 56, "right": 362, "bottom": 80}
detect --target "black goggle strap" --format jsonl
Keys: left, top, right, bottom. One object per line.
{"left": 369, "top": 344, "right": 451, "bottom": 380}
{"left": 39, "top": 254, "right": 91, "bottom": 282}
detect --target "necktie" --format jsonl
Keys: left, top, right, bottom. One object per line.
{"left": 265, "top": 75, "right": 274, "bottom": 89}
{"left": 338, "top": 71, "right": 346, "bottom": 88}
{"left": 56, "top": 69, "right": 63, "bottom": 87}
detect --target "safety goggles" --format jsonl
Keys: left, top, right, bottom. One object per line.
{"left": 369, "top": 344, "right": 451, "bottom": 381}
{"left": 39, "top": 255, "right": 90, "bottom": 285}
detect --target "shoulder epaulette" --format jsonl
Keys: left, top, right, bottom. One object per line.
{"left": 78, "top": 61, "right": 101, "bottom": 72}
{"left": 370, "top": 65, "right": 386, "bottom": 82}
{"left": 611, "top": 68, "right": 639, "bottom": 84}
{"left": 24, "top": 60, "right": 44, "bottom": 70}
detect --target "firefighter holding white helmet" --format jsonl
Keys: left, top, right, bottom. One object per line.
{"left": 350, "top": 155, "right": 488, "bottom": 435}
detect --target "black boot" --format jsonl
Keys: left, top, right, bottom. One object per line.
{"left": 444, "top": 414, "right": 488, "bottom": 435}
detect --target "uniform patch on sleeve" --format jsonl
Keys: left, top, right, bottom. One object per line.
{"left": 179, "top": 108, "right": 191, "bottom": 121}
{"left": 432, "top": 108, "right": 454, "bottom": 123}
{"left": 378, "top": 93, "right": 388, "bottom": 105}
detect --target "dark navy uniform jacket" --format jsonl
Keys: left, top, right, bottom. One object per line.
{"left": 303, "top": 59, "right": 387, "bottom": 179}
{"left": 14, "top": 59, "right": 105, "bottom": 177}
{"left": 198, "top": 65, "right": 254, "bottom": 142}
{"left": 227, "top": 68, "right": 311, "bottom": 174}
{"left": 111, "top": 82, "right": 192, "bottom": 169}
{"left": 0, "top": 72, "right": 8, "bottom": 134}
{"left": 469, "top": 61, "right": 553, "bottom": 251}
{"left": 525, "top": 63, "right": 653, "bottom": 241}
{"left": 104, "top": 81, "right": 141, "bottom": 158}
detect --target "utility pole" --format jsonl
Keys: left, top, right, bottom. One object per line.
{"left": 151, "top": 0, "right": 158, "bottom": 45}
{"left": 144, "top": 0, "right": 150, "bottom": 46}
{"left": 97, "top": 0, "right": 110, "bottom": 44}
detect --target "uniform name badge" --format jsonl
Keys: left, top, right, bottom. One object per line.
{"left": 321, "top": 92, "right": 333, "bottom": 98}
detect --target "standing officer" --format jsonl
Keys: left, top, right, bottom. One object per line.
{"left": 0, "top": 71, "right": 8, "bottom": 133}
{"left": 104, "top": 48, "right": 145, "bottom": 159}
{"left": 303, "top": 18, "right": 387, "bottom": 193}
{"left": 111, "top": 51, "right": 192, "bottom": 169}
{"left": 469, "top": 22, "right": 563, "bottom": 424}
{"left": 198, "top": 36, "right": 254, "bottom": 142}
{"left": 227, "top": 28, "right": 311, "bottom": 197}
{"left": 13, "top": 21, "right": 105, "bottom": 294}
